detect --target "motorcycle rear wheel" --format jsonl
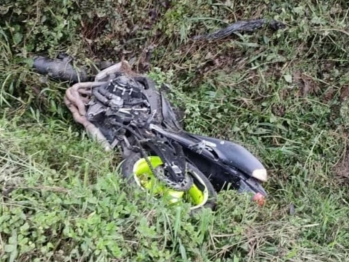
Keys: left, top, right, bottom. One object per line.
{"left": 120, "top": 153, "right": 217, "bottom": 211}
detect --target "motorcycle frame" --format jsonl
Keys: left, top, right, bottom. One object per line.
{"left": 62, "top": 61, "right": 268, "bottom": 198}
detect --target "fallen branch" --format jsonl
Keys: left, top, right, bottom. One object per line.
{"left": 193, "top": 18, "right": 286, "bottom": 41}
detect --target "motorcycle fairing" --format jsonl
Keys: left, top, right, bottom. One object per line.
{"left": 157, "top": 92, "right": 266, "bottom": 180}
{"left": 187, "top": 134, "right": 266, "bottom": 179}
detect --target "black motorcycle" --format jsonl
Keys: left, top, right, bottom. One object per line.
{"left": 34, "top": 57, "right": 268, "bottom": 211}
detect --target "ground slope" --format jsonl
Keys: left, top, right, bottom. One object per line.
{"left": 1, "top": 1, "right": 349, "bottom": 261}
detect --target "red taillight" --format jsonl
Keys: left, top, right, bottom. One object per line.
{"left": 252, "top": 192, "right": 266, "bottom": 206}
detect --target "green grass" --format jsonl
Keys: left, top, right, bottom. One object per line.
{"left": 1, "top": 0, "right": 349, "bottom": 261}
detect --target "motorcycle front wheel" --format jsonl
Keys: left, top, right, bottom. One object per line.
{"left": 120, "top": 153, "right": 217, "bottom": 211}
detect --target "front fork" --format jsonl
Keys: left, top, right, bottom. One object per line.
{"left": 120, "top": 132, "right": 192, "bottom": 189}
{"left": 141, "top": 139, "right": 189, "bottom": 184}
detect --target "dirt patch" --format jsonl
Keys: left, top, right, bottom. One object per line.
{"left": 334, "top": 147, "right": 349, "bottom": 183}
{"left": 340, "top": 85, "right": 349, "bottom": 102}
{"left": 292, "top": 71, "right": 319, "bottom": 97}
{"left": 271, "top": 103, "right": 286, "bottom": 117}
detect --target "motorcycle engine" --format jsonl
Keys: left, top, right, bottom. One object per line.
{"left": 86, "top": 74, "right": 152, "bottom": 143}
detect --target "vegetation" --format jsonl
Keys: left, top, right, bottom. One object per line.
{"left": 1, "top": 0, "right": 349, "bottom": 261}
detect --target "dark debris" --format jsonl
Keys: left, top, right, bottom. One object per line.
{"left": 193, "top": 18, "right": 286, "bottom": 41}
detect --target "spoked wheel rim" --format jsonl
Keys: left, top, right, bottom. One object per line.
{"left": 132, "top": 156, "right": 209, "bottom": 210}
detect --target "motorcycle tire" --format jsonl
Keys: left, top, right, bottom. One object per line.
{"left": 120, "top": 153, "right": 217, "bottom": 212}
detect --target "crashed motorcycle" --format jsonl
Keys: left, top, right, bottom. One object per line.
{"left": 33, "top": 57, "right": 268, "bottom": 211}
